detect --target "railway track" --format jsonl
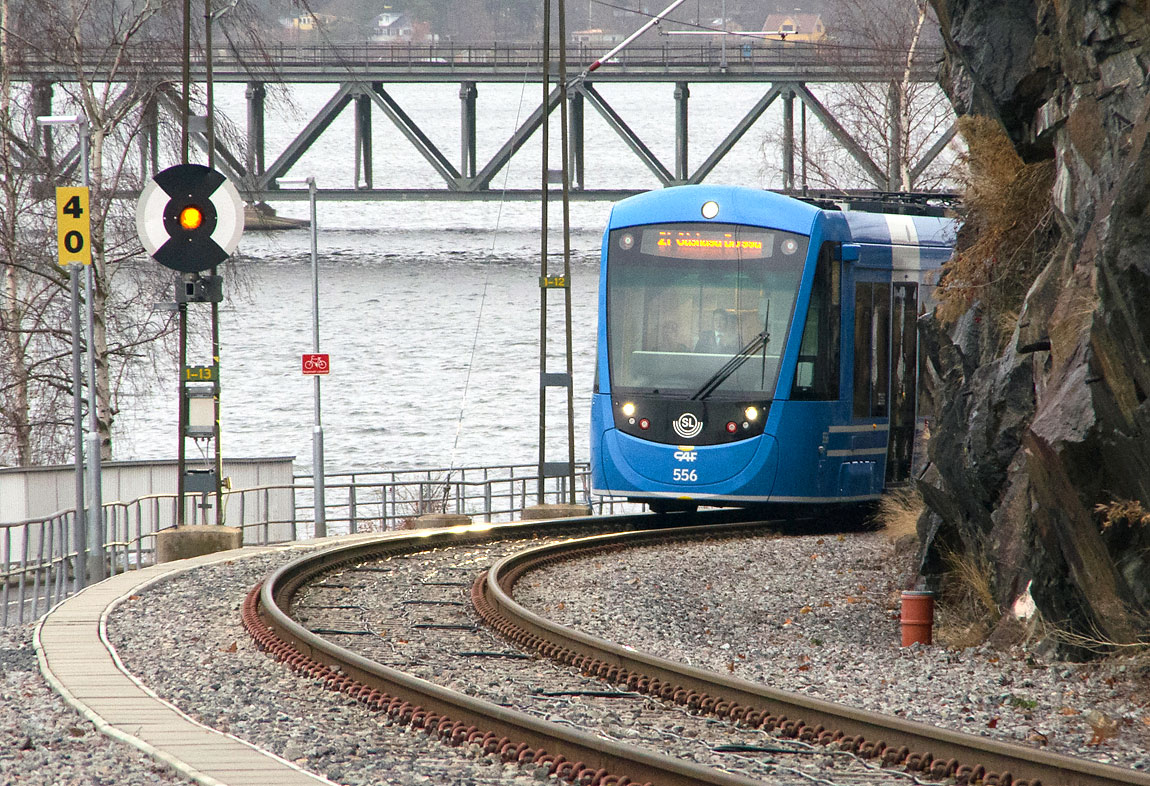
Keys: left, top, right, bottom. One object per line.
{"left": 243, "top": 515, "right": 1149, "bottom": 786}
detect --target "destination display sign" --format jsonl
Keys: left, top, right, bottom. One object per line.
{"left": 640, "top": 228, "right": 774, "bottom": 260}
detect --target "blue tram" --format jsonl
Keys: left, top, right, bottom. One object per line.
{"left": 590, "top": 185, "right": 956, "bottom": 512}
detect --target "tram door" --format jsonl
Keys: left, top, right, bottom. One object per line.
{"left": 887, "top": 283, "right": 919, "bottom": 483}
{"left": 851, "top": 281, "right": 919, "bottom": 485}
{"left": 852, "top": 281, "right": 889, "bottom": 421}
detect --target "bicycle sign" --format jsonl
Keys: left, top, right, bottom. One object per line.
{"left": 302, "top": 353, "right": 330, "bottom": 375}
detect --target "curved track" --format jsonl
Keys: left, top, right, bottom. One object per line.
{"left": 244, "top": 516, "right": 1150, "bottom": 786}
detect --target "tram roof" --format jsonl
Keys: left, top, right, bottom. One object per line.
{"left": 608, "top": 186, "right": 821, "bottom": 232}
{"left": 839, "top": 211, "right": 956, "bottom": 248}
{"left": 607, "top": 186, "right": 957, "bottom": 250}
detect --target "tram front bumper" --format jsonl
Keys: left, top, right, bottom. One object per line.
{"left": 593, "top": 428, "right": 779, "bottom": 504}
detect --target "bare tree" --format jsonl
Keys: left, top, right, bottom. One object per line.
{"left": 0, "top": 1, "right": 212, "bottom": 465}
{"left": 759, "top": 0, "right": 960, "bottom": 192}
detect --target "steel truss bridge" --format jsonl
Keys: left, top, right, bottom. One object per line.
{"left": 16, "top": 41, "right": 958, "bottom": 203}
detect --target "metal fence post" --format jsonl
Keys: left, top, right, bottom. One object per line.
{"left": 17, "top": 531, "right": 29, "bottom": 625}
{"left": 32, "top": 521, "right": 45, "bottom": 618}
{"left": 135, "top": 500, "right": 143, "bottom": 571}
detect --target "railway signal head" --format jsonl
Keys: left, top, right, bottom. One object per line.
{"left": 137, "top": 164, "right": 244, "bottom": 273}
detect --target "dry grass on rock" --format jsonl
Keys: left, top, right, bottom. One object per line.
{"left": 935, "top": 116, "right": 1058, "bottom": 324}
{"left": 935, "top": 547, "right": 1002, "bottom": 649}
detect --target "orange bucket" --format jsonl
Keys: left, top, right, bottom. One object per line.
{"left": 900, "top": 591, "right": 935, "bottom": 646}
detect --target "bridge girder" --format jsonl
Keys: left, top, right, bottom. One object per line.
{"left": 21, "top": 44, "right": 958, "bottom": 203}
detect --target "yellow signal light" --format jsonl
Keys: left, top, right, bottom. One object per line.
{"left": 179, "top": 205, "right": 204, "bottom": 231}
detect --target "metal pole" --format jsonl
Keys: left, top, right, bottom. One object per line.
{"left": 76, "top": 120, "right": 104, "bottom": 582}
{"left": 888, "top": 80, "right": 902, "bottom": 191}
{"left": 181, "top": 0, "right": 190, "bottom": 164}
{"left": 674, "top": 82, "right": 689, "bottom": 182}
{"left": 558, "top": 0, "right": 576, "bottom": 505}
{"left": 537, "top": 0, "right": 551, "bottom": 506}
{"left": 212, "top": 283, "right": 222, "bottom": 528}
{"left": 583, "top": 0, "right": 686, "bottom": 74}
{"left": 84, "top": 264, "right": 104, "bottom": 582}
{"left": 204, "top": 0, "right": 214, "bottom": 167}
{"left": 801, "top": 101, "right": 808, "bottom": 196}
{"left": 40, "top": 112, "right": 89, "bottom": 589}
{"left": 207, "top": 4, "right": 223, "bottom": 528}
{"left": 782, "top": 88, "right": 794, "bottom": 192}
{"left": 308, "top": 178, "right": 326, "bottom": 537}
{"left": 68, "top": 268, "right": 85, "bottom": 591}
{"left": 720, "top": 0, "right": 727, "bottom": 70}
{"left": 177, "top": 302, "right": 187, "bottom": 525}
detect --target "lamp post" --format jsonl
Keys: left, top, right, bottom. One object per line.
{"left": 37, "top": 113, "right": 103, "bottom": 588}
{"left": 720, "top": 0, "right": 728, "bottom": 70}
{"left": 276, "top": 177, "right": 325, "bottom": 537}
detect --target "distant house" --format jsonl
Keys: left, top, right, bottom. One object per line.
{"left": 572, "top": 29, "right": 625, "bottom": 47}
{"left": 284, "top": 12, "right": 329, "bottom": 33}
{"left": 280, "top": 9, "right": 341, "bottom": 35}
{"left": 373, "top": 11, "right": 414, "bottom": 42}
{"left": 762, "top": 13, "right": 827, "bottom": 42}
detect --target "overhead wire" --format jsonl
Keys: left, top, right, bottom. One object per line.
{"left": 444, "top": 65, "right": 535, "bottom": 478}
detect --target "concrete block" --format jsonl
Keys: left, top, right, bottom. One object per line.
{"left": 520, "top": 503, "right": 592, "bottom": 521}
{"left": 155, "top": 526, "right": 242, "bottom": 563}
{"left": 414, "top": 513, "right": 471, "bottom": 528}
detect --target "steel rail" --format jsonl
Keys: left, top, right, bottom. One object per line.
{"left": 251, "top": 512, "right": 770, "bottom": 786}
{"left": 479, "top": 524, "right": 1150, "bottom": 786}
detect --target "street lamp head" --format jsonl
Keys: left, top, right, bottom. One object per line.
{"left": 275, "top": 176, "right": 317, "bottom": 190}
{"left": 37, "top": 114, "right": 87, "bottom": 128}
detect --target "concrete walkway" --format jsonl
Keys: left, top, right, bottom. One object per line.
{"left": 34, "top": 544, "right": 338, "bottom": 786}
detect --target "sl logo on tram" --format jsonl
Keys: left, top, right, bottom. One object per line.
{"left": 673, "top": 412, "right": 703, "bottom": 440}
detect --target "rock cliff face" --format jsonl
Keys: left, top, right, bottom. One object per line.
{"left": 922, "top": 0, "right": 1150, "bottom": 654}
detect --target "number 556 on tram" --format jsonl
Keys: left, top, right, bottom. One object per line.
{"left": 589, "top": 185, "right": 956, "bottom": 512}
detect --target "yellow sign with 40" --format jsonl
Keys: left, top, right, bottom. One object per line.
{"left": 55, "top": 187, "right": 91, "bottom": 266}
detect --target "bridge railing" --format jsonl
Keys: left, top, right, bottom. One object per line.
{"left": 11, "top": 40, "right": 943, "bottom": 79}
{"left": 1, "top": 463, "right": 634, "bottom": 627}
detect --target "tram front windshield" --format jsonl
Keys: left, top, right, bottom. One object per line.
{"left": 606, "top": 223, "right": 808, "bottom": 398}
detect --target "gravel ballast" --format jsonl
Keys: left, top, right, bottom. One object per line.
{"left": 513, "top": 532, "right": 1150, "bottom": 773}
{"left": 1, "top": 625, "right": 189, "bottom": 786}
{"left": 3, "top": 528, "right": 1147, "bottom": 784}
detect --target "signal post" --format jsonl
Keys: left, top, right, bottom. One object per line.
{"left": 137, "top": 163, "right": 244, "bottom": 560}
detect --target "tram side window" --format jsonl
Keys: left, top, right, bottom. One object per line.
{"left": 852, "top": 281, "right": 890, "bottom": 418}
{"left": 791, "top": 244, "right": 840, "bottom": 400}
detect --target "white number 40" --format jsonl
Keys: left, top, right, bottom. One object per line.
{"left": 672, "top": 468, "right": 698, "bottom": 482}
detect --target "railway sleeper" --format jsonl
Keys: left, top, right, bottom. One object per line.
{"left": 242, "top": 580, "right": 660, "bottom": 786}
{"left": 468, "top": 568, "right": 1052, "bottom": 786}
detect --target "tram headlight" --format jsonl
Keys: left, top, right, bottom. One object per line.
{"left": 744, "top": 406, "right": 760, "bottom": 422}
{"left": 621, "top": 402, "right": 636, "bottom": 417}
{"left": 701, "top": 200, "right": 720, "bottom": 219}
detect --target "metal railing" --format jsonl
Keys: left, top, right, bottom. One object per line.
{"left": 290, "top": 463, "right": 633, "bottom": 534}
{"left": 9, "top": 41, "right": 944, "bottom": 82}
{"left": 2, "top": 462, "right": 634, "bottom": 627}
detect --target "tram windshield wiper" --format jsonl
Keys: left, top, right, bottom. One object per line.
{"left": 691, "top": 330, "right": 770, "bottom": 401}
